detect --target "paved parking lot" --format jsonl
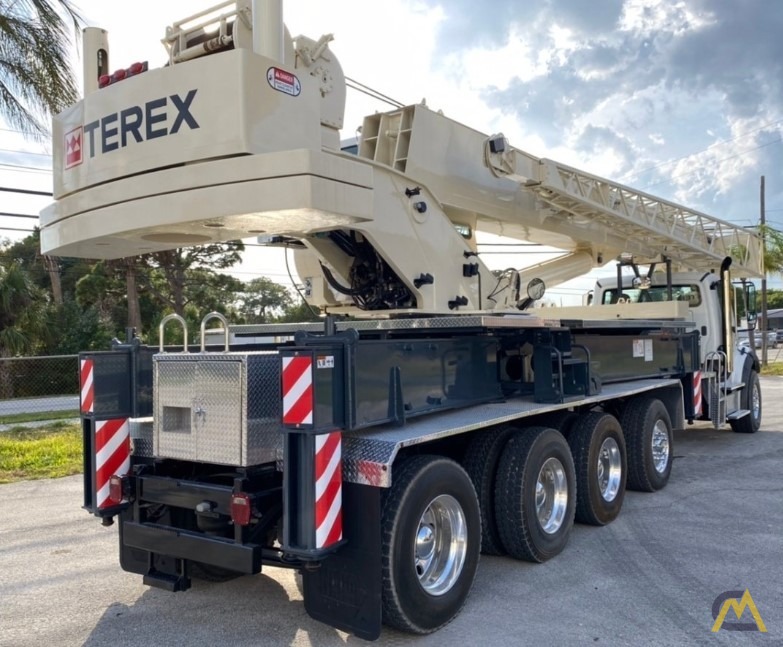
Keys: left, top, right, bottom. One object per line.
{"left": 1, "top": 379, "right": 782, "bottom": 646}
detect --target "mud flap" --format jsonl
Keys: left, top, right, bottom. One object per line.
{"left": 302, "top": 482, "right": 382, "bottom": 640}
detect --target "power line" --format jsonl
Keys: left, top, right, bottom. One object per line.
{"left": 0, "top": 186, "right": 52, "bottom": 197}
{"left": 0, "top": 211, "right": 39, "bottom": 219}
{"left": 0, "top": 163, "right": 51, "bottom": 174}
{"left": 0, "top": 147, "right": 51, "bottom": 158}
{"left": 641, "top": 136, "right": 783, "bottom": 192}
{"left": 619, "top": 118, "right": 783, "bottom": 183}
{"left": 0, "top": 226, "right": 35, "bottom": 233}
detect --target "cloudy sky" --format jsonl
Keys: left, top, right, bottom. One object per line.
{"left": 2, "top": 0, "right": 781, "bottom": 299}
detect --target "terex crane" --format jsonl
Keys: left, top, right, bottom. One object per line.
{"left": 40, "top": 1, "right": 763, "bottom": 640}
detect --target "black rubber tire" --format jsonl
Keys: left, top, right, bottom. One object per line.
{"left": 190, "top": 562, "right": 242, "bottom": 582}
{"left": 462, "top": 426, "right": 517, "bottom": 555}
{"left": 381, "top": 455, "right": 481, "bottom": 634}
{"left": 494, "top": 427, "right": 576, "bottom": 563}
{"left": 540, "top": 410, "right": 578, "bottom": 439}
{"left": 730, "top": 369, "right": 762, "bottom": 434}
{"left": 621, "top": 397, "right": 673, "bottom": 492}
{"left": 568, "top": 412, "right": 627, "bottom": 526}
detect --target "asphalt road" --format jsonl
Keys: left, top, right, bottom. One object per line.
{"left": 2, "top": 380, "right": 782, "bottom": 646}
{"left": 0, "top": 394, "right": 78, "bottom": 416}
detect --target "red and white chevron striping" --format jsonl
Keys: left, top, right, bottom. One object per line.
{"left": 282, "top": 355, "right": 313, "bottom": 426}
{"left": 95, "top": 418, "right": 130, "bottom": 509}
{"left": 314, "top": 431, "right": 342, "bottom": 548}
{"left": 80, "top": 358, "right": 94, "bottom": 414}
{"left": 693, "top": 370, "right": 702, "bottom": 417}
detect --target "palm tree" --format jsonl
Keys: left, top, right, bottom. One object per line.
{"left": 0, "top": 0, "right": 82, "bottom": 140}
{"left": 0, "top": 262, "right": 50, "bottom": 397}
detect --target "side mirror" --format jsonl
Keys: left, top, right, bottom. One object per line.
{"left": 745, "top": 282, "right": 757, "bottom": 328}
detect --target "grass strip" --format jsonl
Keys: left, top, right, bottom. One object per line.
{"left": 0, "top": 409, "right": 79, "bottom": 425}
{"left": 0, "top": 422, "right": 82, "bottom": 484}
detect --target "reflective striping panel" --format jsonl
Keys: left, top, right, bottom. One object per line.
{"left": 314, "top": 431, "right": 342, "bottom": 548}
{"left": 95, "top": 418, "right": 130, "bottom": 509}
{"left": 282, "top": 355, "right": 313, "bottom": 425}
{"left": 80, "top": 358, "right": 94, "bottom": 414}
{"left": 693, "top": 371, "right": 702, "bottom": 416}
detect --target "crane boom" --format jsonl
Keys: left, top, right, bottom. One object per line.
{"left": 484, "top": 139, "right": 764, "bottom": 278}
{"left": 40, "top": 10, "right": 764, "bottom": 316}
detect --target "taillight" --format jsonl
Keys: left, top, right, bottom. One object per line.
{"left": 98, "top": 74, "right": 111, "bottom": 88}
{"left": 108, "top": 474, "right": 128, "bottom": 504}
{"left": 230, "top": 493, "right": 252, "bottom": 526}
{"left": 111, "top": 68, "right": 126, "bottom": 82}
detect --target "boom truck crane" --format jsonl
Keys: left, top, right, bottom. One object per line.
{"left": 40, "top": 0, "right": 764, "bottom": 639}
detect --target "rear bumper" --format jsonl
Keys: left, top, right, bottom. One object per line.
{"left": 123, "top": 520, "right": 261, "bottom": 573}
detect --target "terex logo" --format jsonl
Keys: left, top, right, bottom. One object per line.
{"left": 64, "top": 126, "right": 83, "bottom": 168}
{"left": 67, "top": 89, "right": 200, "bottom": 166}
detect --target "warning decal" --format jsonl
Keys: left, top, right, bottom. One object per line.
{"left": 267, "top": 67, "right": 301, "bottom": 96}
{"left": 317, "top": 355, "right": 334, "bottom": 369}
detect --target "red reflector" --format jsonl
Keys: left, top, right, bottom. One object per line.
{"left": 112, "top": 68, "right": 127, "bottom": 82}
{"left": 129, "top": 62, "right": 144, "bottom": 75}
{"left": 230, "top": 493, "right": 252, "bottom": 526}
{"left": 109, "top": 475, "right": 126, "bottom": 504}
{"left": 98, "top": 74, "right": 111, "bottom": 88}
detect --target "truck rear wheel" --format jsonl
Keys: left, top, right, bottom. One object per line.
{"left": 381, "top": 455, "right": 481, "bottom": 634}
{"left": 568, "top": 412, "right": 626, "bottom": 525}
{"left": 494, "top": 427, "right": 575, "bottom": 562}
{"left": 621, "top": 397, "right": 673, "bottom": 492}
{"left": 462, "top": 425, "right": 517, "bottom": 555}
{"left": 730, "top": 369, "right": 762, "bottom": 434}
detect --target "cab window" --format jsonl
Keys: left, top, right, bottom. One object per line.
{"left": 602, "top": 285, "right": 701, "bottom": 306}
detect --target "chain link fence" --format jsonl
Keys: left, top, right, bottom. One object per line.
{"left": 0, "top": 355, "right": 79, "bottom": 422}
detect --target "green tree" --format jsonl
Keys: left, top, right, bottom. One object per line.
{"left": 0, "top": 0, "right": 82, "bottom": 139}
{"left": 766, "top": 290, "right": 783, "bottom": 311}
{"left": 760, "top": 225, "right": 783, "bottom": 277}
{"left": 238, "top": 277, "right": 294, "bottom": 323}
{"left": 143, "top": 243, "right": 245, "bottom": 317}
{"left": 277, "top": 299, "right": 322, "bottom": 323}
{"left": 0, "top": 263, "right": 51, "bottom": 396}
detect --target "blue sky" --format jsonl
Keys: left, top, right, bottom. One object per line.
{"left": 2, "top": 0, "right": 782, "bottom": 299}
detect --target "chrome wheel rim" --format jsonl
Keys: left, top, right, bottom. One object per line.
{"left": 414, "top": 494, "right": 468, "bottom": 596}
{"left": 651, "top": 420, "right": 670, "bottom": 474}
{"left": 597, "top": 437, "right": 622, "bottom": 502}
{"left": 535, "top": 457, "right": 568, "bottom": 534}
{"left": 752, "top": 381, "right": 761, "bottom": 421}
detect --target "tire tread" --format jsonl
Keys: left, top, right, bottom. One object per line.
{"left": 494, "top": 427, "right": 575, "bottom": 562}
{"left": 381, "top": 455, "right": 479, "bottom": 634}
{"left": 462, "top": 426, "right": 516, "bottom": 555}
{"left": 621, "top": 397, "right": 671, "bottom": 492}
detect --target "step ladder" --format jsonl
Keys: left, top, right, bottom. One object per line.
{"left": 704, "top": 351, "right": 748, "bottom": 427}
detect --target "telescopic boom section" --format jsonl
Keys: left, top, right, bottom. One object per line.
{"left": 484, "top": 135, "right": 764, "bottom": 279}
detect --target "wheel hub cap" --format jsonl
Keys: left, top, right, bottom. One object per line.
{"left": 414, "top": 494, "right": 468, "bottom": 596}
{"left": 752, "top": 382, "right": 761, "bottom": 420}
{"left": 535, "top": 457, "right": 568, "bottom": 534}
{"left": 651, "top": 420, "right": 670, "bottom": 474}
{"left": 597, "top": 437, "right": 622, "bottom": 502}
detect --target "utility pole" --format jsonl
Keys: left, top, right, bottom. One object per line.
{"left": 761, "top": 175, "right": 767, "bottom": 367}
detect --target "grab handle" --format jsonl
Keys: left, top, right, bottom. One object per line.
{"left": 200, "top": 312, "right": 229, "bottom": 352}
{"left": 159, "top": 314, "right": 188, "bottom": 353}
